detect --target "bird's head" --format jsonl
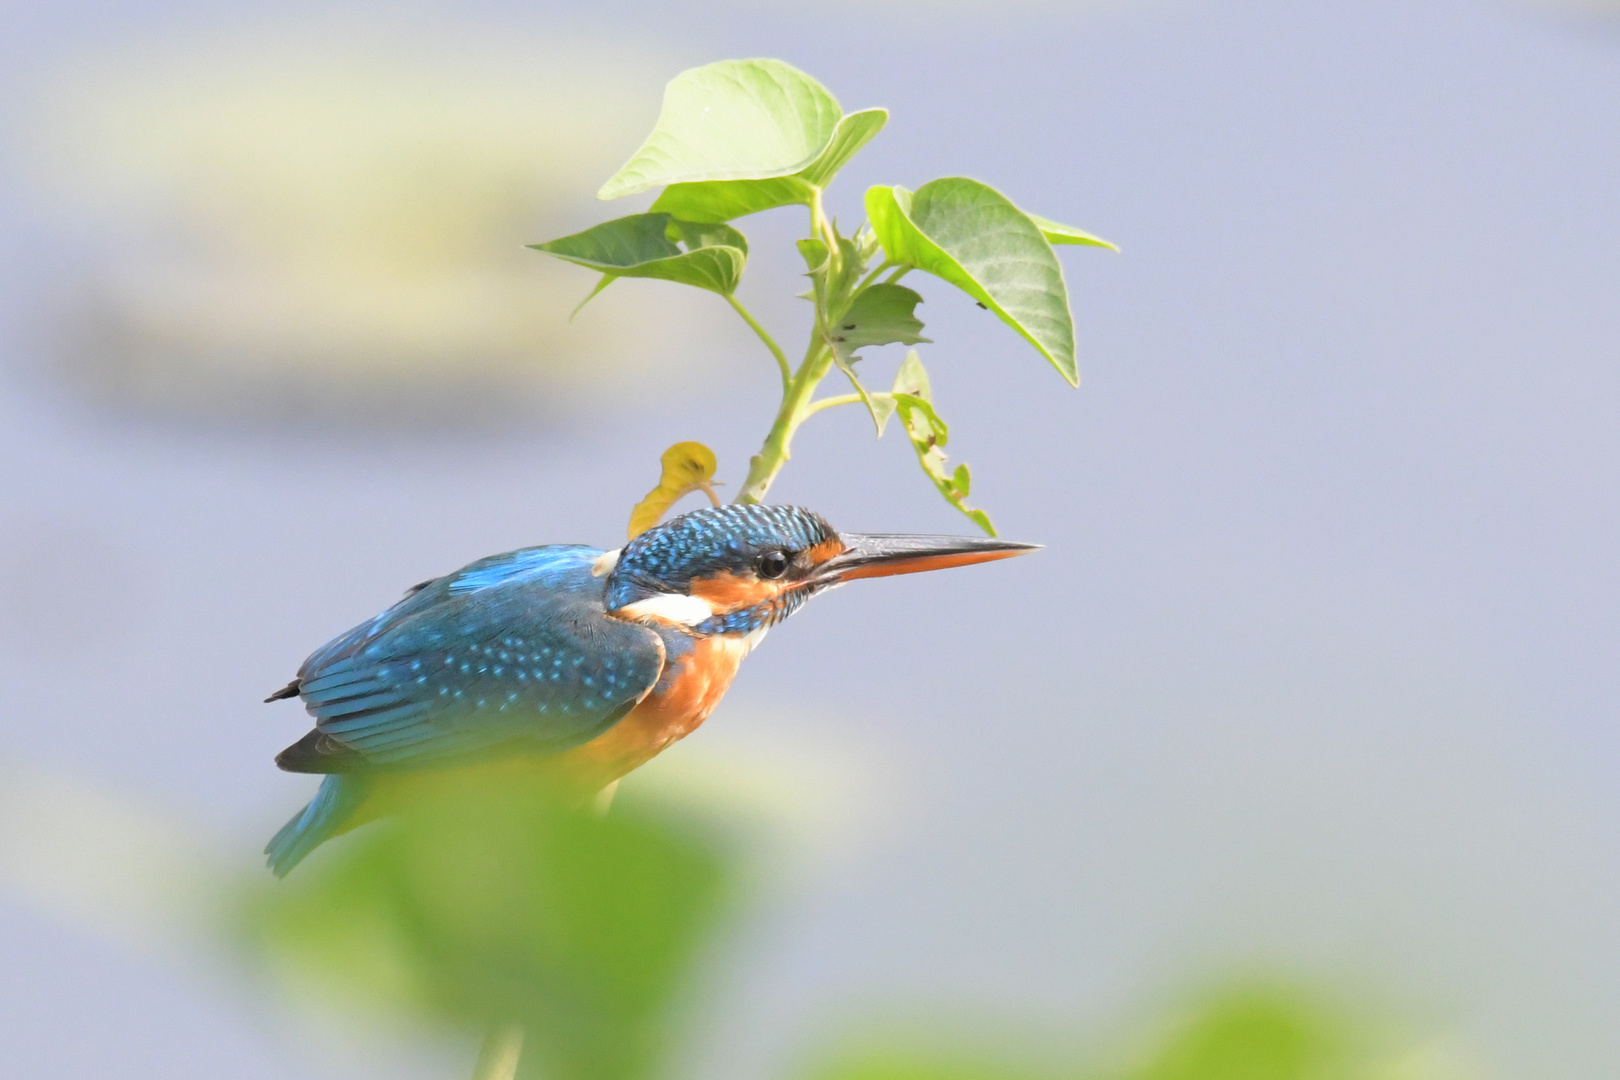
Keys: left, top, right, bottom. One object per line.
{"left": 599, "top": 504, "right": 1037, "bottom": 636}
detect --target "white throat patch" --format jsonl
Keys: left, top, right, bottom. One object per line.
{"left": 618, "top": 592, "right": 716, "bottom": 626}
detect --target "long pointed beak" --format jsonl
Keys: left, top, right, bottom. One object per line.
{"left": 815, "top": 533, "right": 1041, "bottom": 583}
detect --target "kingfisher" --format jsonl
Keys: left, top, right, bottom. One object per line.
{"left": 263, "top": 504, "right": 1036, "bottom": 874}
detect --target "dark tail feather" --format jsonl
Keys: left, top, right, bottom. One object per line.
{"left": 264, "top": 679, "right": 301, "bottom": 703}
{"left": 265, "top": 775, "right": 368, "bottom": 877}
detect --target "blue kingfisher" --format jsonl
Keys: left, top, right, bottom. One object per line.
{"left": 263, "top": 504, "right": 1036, "bottom": 874}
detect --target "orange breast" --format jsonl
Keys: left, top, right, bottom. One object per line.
{"left": 554, "top": 634, "right": 751, "bottom": 790}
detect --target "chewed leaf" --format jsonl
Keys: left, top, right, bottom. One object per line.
{"left": 831, "top": 284, "right": 927, "bottom": 355}
{"left": 892, "top": 392, "right": 946, "bottom": 445}
{"left": 600, "top": 59, "right": 843, "bottom": 200}
{"left": 531, "top": 215, "right": 748, "bottom": 298}
{"left": 629, "top": 442, "right": 721, "bottom": 539}
{"left": 826, "top": 284, "right": 928, "bottom": 436}
{"left": 891, "top": 352, "right": 996, "bottom": 536}
{"left": 896, "top": 396, "right": 994, "bottom": 536}
{"left": 652, "top": 109, "right": 888, "bottom": 224}
{"left": 867, "top": 178, "right": 1078, "bottom": 386}
{"left": 1028, "top": 213, "right": 1119, "bottom": 251}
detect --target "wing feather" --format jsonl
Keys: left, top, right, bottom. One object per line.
{"left": 276, "top": 545, "right": 665, "bottom": 773}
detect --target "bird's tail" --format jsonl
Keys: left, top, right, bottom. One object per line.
{"left": 264, "top": 774, "right": 369, "bottom": 877}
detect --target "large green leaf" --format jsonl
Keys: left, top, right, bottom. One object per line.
{"left": 599, "top": 59, "right": 843, "bottom": 200}
{"left": 867, "top": 179, "right": 1079, "bottom": 386}
{"left": 826, "top": 283, "right": 927, "bottom": 434}
{"left": 652, "top": 109, "right": 888, "bottom": 223}
{"left": 1028, "top": 213, "right": 1118, "bottom": 251}
{"left": 530, "top": 214, "right": 748, "bottom": 300}
{"left": 891, "top": 351, "right": 995, "bottom": 535}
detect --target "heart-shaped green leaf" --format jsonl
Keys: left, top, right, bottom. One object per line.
{"left": 867, "top": 179, "right": 1079, "bottom": 386}
{"left": 599, "top": 59, "right": 843, "bottom": 200}
{"left": 1028, "top": 213, "right": 1118, "bottom": 251}
{"left": 652, "top": 109, "right": 888, "bottom": 224}
{"left": 530, "top": 214, "right": 748, "bottom": 302}
{"left": 827, "top": 284, "right": 927, "bottom": 434}
{"left": 891, "top": 351, "right": 995, "bottom": 535}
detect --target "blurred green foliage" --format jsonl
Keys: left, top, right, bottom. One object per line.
{"left": 1123, "top": 987, "right": 1349, "bottom": 1080}
{"left": 244, "top": 776, "right": 1465, "bottom": 1080}
{"left": 244, "top": 777, "right": 734, "bottom": 1080}
{"left": 808, "top": 983, "right": 1452, "bottom": 1080}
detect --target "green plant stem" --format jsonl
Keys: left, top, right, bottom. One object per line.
{"left": 736, "top": 341, "right": 835, "bottom": 503}
{"left": 724, "top": 293, "right": 791, "bottom": 392}
{"left": 472, "top": 1023, "right": 525, "bottom": 1080}
{"left": 803, "top": 392, "right": 868, "bottom": 416}
{"left": 883, "top": 265, "right": 911, "bottom": 284}
{"left": 735, "top": 198, "right": 880, "bottom": 504}
{"left": 810, "top": 189, "right": 841, "bottom": 279}
{"left": 851, "top": 259, "right": 895, "bottom": 296}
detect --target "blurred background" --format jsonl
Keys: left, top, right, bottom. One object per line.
{"left": 1, "top": 0, "right": 1617, "bottom": 1077}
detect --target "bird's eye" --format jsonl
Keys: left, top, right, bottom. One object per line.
{"left": 757, "top": 550, "right": 790, "bottom": 579}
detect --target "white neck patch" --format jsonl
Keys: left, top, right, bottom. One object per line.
{"left": 591, "top": 548, "right": 621, "bottom": 577}
{"left": 617, "top": 592, "right": 716, "bottom": 626}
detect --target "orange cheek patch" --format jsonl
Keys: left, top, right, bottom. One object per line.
{"left": 836, "top": 548, "right": 1028, "bottom": 581}
{"left": 689, "top": 571, "right": 784, "bottom": 612}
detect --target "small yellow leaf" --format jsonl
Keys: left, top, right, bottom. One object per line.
{"left": 628, "top": 441, "right": 721, "bottom": 539}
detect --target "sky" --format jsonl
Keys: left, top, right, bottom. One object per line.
{"left": 1, "top": 0, "right": 1618, "bottom": 1077}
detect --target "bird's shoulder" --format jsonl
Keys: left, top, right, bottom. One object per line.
{"left": 299, "top": 545, "right": 608, "bottom": 671}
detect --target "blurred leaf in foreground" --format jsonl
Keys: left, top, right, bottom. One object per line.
{"left": 809, "top": 1047, "right": 1059, "bottom": 1080}
{"left": 804, "top": 981, "right": 1475, "bottom": 1080}
{"left": 1122, "top": 984, "right": 1351, "bottom": 1080}
{"left": 242, "top": 775, "right": 735, "bottom": 1080}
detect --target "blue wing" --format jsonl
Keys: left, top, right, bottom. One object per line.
{"left": 276, "top": 545, "right": 665, "bottom": 772}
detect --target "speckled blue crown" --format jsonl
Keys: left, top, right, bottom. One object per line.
{"left": 605, "top": 504, "right": 833, "bottom": 608}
